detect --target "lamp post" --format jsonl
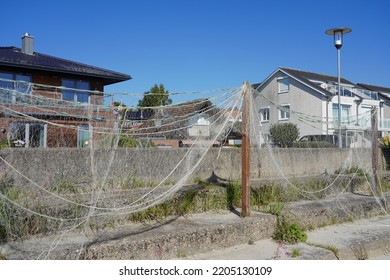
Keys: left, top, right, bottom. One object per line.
{"left": 325, "top": 27, "right": 352, "bottom": 148}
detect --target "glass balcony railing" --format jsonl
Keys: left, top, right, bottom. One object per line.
{"left": 331, "top": 115, "right": 390, "bottom": 130}
{"left": 326, "top": 85, "right": 378, "bottom": 100}
{"left": 355, "top": 88, "right": 378, "bottom": 100}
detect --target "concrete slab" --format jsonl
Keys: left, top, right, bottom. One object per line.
{"left": 185, "top": 215, "right": 390, "bottom": 260}
{"left": 1, "top": 193, "right": 389, "bottom": 260}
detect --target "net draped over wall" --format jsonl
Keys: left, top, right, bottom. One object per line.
{"left": 0, "top": 81, "right": 388, "bottom": 259}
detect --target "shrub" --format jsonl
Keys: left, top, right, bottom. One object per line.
{"left": 380, "top": 136, "right": 390, "bottom": 149}
{"left": 335, "top": 165, "right": 366, "bottom": 177}
{"left": 117, "top": 135, "right": 155, "bottom": 148}
{"left": 0, "top": 140, "right": 9, "bottom": 148}
{"left": 292, "top": 141, "right": 334, "bottom": 148}
{"left": 269, "top": 123, "right": 299, "bottom": 148}
{"left": 272, "top": 215, "right": 308, "bottom": 244}
{"left": 380, "top": 136, "right": 390, "bottom": 169}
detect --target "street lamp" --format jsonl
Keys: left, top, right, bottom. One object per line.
{"left": 325, "top": 27, "right": 352, "bottom": 148}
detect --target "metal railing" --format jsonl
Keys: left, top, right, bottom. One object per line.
{"left": 0, "top": 86, "right": 111, "bottom": 112}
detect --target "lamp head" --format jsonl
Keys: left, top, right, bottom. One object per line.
{"left": 325, "top": 27, "right": 352, "bottom": 49}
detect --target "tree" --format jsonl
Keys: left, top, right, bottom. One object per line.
{"left": 137, "top": 84, "right": 172, "bottom": 111}
{"left": 113, "top": 101, "right": 126, "bottom": 107}
{"left": 269, "top": 123, "right": 300, "bottom": 148}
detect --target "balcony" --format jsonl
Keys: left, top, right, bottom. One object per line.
{"left": 331, "top": 115, "right": 390, "bottom": 131}
{"left": 326, "top": 84, "right": 378, "bottom": 100}
{"left": 0, "top": 85, "right": 109, "bottom": 111}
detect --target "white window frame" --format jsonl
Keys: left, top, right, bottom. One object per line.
{"left": 332, "top": 103, "right": 351, "bottom": 124}
{"left": 260, "top": 107, "right": 270, "bottom": 122}
{"left": 277, "top": 76, "right": 290, "bottom": 93}
{"left": 279, "top": 104, "right": 290, "bottom": 120}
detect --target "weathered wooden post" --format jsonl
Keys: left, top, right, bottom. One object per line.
{"left": 241, "top": 81, "right": 251, "bottom": 217}
{"left": 371, "top": 106, "right": 388, "bottom": 211}
{"left": 371, "top": 106, "right": 380, "bottom": 197}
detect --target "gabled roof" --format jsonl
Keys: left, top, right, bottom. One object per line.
{"left": 281, "top": 67, "right": 354, "bottom": 85}
{"left": 129, "top": 98, "right": 216, "bottom": 140}
{"left": 280, "top": 67, "right": 355, "bottom": 97}
{"left": 255, "top": 67, "right": 355, "bottom": 98}
{"left": 0, "top": 46, "right": 131, "bottom": 85}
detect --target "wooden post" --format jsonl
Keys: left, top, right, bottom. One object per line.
{"left": 241, "top": 81, "right": 251, "bottom": 217}
{"left": 371, "top": 106, "right": 380, "bottom": 196}
{"left": 371, "top": 106, "right": 388, "bottom": 211}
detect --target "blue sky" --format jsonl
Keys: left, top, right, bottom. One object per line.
{"left": 1, "top": 0, "right": 389, "bottom": 106}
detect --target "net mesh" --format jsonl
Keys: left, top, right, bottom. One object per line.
{"left": 0, "top": 79, "right": 388, "bottom": 259}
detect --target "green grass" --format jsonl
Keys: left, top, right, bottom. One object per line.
{"left": 52, "top": 174, "right": 79, "bottom": 194}
{"left": 1, "top": 170, "right": 388, "bottom": 241}
{"left": 291, "top": 249, "right": 301, "bottom": 258}
{"left": 308, "top": 242, "right": 339, "bottom": 259}
{"left": 335, "top": 165, "right": 367, "bottom": 177}
{"left": 272, "top": 215, "right": 308, "bottom": 244}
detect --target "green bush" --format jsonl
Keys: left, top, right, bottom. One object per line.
{"left": 0, "top": 140, "right": 9, "bottom": 148}
{"left": 117, "top": 135, "right": 155, "bottom": 148}
{"left": 380, "top": 136, "right": 390, "bottom": 169}
{"left": 226, "top": 181, "right": 241, "bottom": 209}
{"left": 269, "top": 123, "right": 299, "bottom": 148}
{"left": 292, "top": 141, "right": 334, "bottom": 148}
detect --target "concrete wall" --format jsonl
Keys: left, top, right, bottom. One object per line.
{"left": 0, "top": 147, "right": 375, "bottom": 189}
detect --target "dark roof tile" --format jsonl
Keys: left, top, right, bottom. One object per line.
{"left": 357, "top": 83, "right": 390, "bottom": 94}
{"left": 280, "top": 67, "right": 354, "bottom": 85}
{"left": 0, "top": 47, "right": 131, "bottom": 85}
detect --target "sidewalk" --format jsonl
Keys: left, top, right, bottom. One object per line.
{"left": 185, "top": 215, "right": 390, "bottom": 260}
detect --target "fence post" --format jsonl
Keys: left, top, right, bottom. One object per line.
{"left": 371, "top": 106, "right": 388, "bottom": 211}
{"left": 241, "top": 81, "right": 251, "bottom": 217}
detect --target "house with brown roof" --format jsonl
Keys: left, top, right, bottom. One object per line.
{"left": 121, "top": 98, "right": 223, "bottom": 148}
{"left": 254, "top": 67, "right": 385, "bottom": 147}
{"left": 0, "top": 33, "right": 130, "bottom": 148}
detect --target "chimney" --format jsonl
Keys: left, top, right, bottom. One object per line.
{"left": 21, "top": 33, "right": 34, "bottom": 55}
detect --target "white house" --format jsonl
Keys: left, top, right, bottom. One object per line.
{"left": 357, "top": 83, "right": 390, "bottom": 130}
{"left": 254, "top": 67, "right": 387, "bottom": 147}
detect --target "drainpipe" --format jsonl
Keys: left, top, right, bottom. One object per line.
{"left": 354, "top": 98, "right": 362, "bottom": 126}
{"left": 379, "top": 99, "right": 384, "bottom": 137}
{"left": 326, "top": 100, "right": 329, "bottom": 135}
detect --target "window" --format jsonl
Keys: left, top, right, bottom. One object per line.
{"left": 333, "top": 104, "right": 351, "bottom": 124}
{"left": 260, "top": 107, "right": 270, "bottom": 122}
{"left": 0, "top": 72, "right": 31, "bottom": 103}
{"left": 278, "top": 77, "right": 289, "bottom": 93}
{"left": 279, "top": 105, "right": 290, "bottom": 120}
{"left": 341, "top": 87, "right": 353, "bottom": 97}
{"left": 62, "top": 79, "right": 90, "bottom": 103}
{"left": 363, "top": 90, "right": 378, "bottom": 100}
{"left": 9, "top": 122, "right": 45, "bottom": 148}
{"left": 78, "top": 124, "right": 91, "bottom": 148}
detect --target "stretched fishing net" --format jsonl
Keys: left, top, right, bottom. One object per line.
{"left": 0, "top": 80, "right": 388, "bottom": 259}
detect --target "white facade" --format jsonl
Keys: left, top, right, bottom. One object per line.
{"left": 254, "top": 68, "right": 385, "bottom": 147}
